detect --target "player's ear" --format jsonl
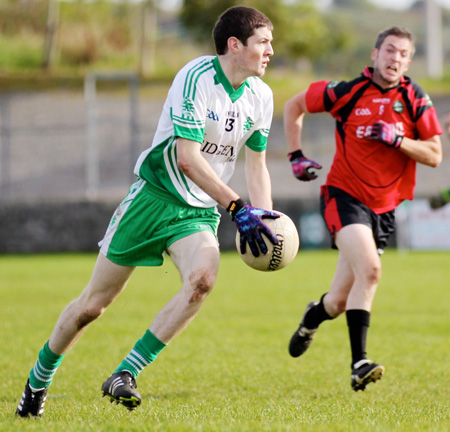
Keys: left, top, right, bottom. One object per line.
{"left": 404, "top": 58, "right": 412, "bottom": 72}
{"left": 227, "top": 37, "right": 242, "bottom": 54}
{"left": 371, "top": 48, "right": 378, "bottom": 62}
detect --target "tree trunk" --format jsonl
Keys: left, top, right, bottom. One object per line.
{"left": 42, "top": 0, "right": 59, "bottom": 70}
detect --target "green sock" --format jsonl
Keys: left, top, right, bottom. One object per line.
{"left": 114, "top": 330, "right": 166, "bottom": 378}
{"left": 29, "top": 341, "right": 65, "bottom": 390}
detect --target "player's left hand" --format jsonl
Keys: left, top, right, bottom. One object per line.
{"left": 366, "top": 120, "right": 403, "bottom": 148}
{"left": 228, "top": 200, "right": 280, "bottom": 257}
{"left": 288, "top": 150, "right": 322, "bottom": 181}
{"left": 429, "top": 188, "right": 450, "bottom": 210}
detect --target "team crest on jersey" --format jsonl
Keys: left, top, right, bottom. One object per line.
{"left": 182, "top": 97, "right": 195, "bottom": 119}
{"left": 327, "top": 81, "right": 338, "bottom": 89}
{"left": 243, "top": 117, "right": 254, "bottom": 133}
{"left": 393, "top": 101, "right": 404, "bottom": 114}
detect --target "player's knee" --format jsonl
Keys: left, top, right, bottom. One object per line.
{"left": 364, "top": 263, "right": 381, "bottom": 286}
{"left": 188, "top": 270, "right": 215, "bottom": 304}
{"left": 75, "top": 305, "right": 104, "bottom": 330}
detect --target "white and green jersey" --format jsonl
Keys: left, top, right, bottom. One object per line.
{"left": 134, "top": 55, "right": 273, "bottom": 208}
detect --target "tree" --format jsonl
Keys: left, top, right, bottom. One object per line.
{"left": 138, "top": 0, "right": 158, "bottom": 76}
{"left": 179, "top": 0, "right": 349, "bottom": 63}
{"left": 179, "top": 0, "right": 234, "bottom": 50}
{"left": 42, "top": 0, "right": 60, "bottom": 69}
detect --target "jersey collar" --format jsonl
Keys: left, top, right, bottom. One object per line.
{"left": 212, "top": 56, "right": 249, "bottom": 103}
{"left": 362, "top": 66, "right": 410, "bottom": 91}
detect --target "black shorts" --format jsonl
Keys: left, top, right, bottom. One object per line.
{"left": 320, "top": 185, "right": 396, "bottom": 253}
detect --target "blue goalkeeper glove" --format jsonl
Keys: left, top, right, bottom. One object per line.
{"left": 227, "top": 199, "right": 280, "bottom": 257}
{"left": 288, "top": 150, "right": 322, "bottom": 181}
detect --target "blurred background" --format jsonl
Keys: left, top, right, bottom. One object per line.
{"left": 0, "top": 0, "right": 450, "bottom": 253}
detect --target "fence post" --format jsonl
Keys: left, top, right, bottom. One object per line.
{"left": 84, "top": 74, "right": 100, "bottom": 201}
{"left": 84, "top": 72, "right": 140, "bottom": 200}
{"left": 0, "top": 94, "right": 11, "bottom": 203}
{"left": 129, "top": 76, "right": 139, "bottom": 183}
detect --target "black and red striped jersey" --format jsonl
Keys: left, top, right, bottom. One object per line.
{"left": 306, "top": 66, "right": 442, "bottom": 214}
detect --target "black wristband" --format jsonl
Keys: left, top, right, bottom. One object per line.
{"left": 288, "top": 149, "right": 305, "bottom": 161}
{"left": 227, "top": 198, "right": 246, "bottom": 220}
{"left": 393, "top": 135, "right": 403, "bottom": 149}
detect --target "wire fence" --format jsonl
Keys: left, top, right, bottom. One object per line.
{"left": 0, "top": 85, "right": 162, "bottom": 204}
{"left": 0, "top": 85, "right": 449, "bottom": 205}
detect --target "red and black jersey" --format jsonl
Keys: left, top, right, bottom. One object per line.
{"left": 306, "top": 67, "right": 443, "bottom": 214}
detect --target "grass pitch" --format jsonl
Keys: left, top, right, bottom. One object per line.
{"left": 1, "top": 250, "right": 449, "bottom": 431}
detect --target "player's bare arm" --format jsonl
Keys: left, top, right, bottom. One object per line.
{"left": 244, "top": 146, "right": 273, "bottom": 210}
{"left": 284, "top": 90, "right": 322, "bottom": 181}
{"left": 366, "top": 120, "right": 442, "bottom": 167}
{"left": 284, "top": 90, "right": 308, "bottom": 153}
{"left": 176, "top": 137, "right": 239, "bottom": 208}
{"left": 398, "top": 134, "right": 442, "bottom": 167}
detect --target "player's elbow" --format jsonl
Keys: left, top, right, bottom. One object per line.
{"left": 430, "top": 152, "right": 442, "bottom": 168}
{"left": 177, "top": 156, "right": 194, "bottom": 176}
{"left": 284, "top": 90, "right": 308, "bottom": 117}
{"left": 425, "top": 137, "right": 443, "bottom": 168}
{"left": 424, "top": 151, "right": 442, "bottom": 168}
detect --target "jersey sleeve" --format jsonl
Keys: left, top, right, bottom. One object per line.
{"left": 413, "top": 92, "right": 443, "bottom": 140}
{"left": 245, "top": 83, "right": 273, "bottom": 152}
{"left": 169, "top": 59, "right": 213, "bottom": 143}
{"left": 306, "top": 79, "right": 359, "bottom": 116}
{"left": 305, "top": 80, "right": 331, "bottom": 113}
{"left": 245, "top": 128, "right": 270, "bottom": 152}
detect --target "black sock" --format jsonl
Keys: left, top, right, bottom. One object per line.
{"left": 346, "top": 309, "right": 370, "bottom": 367}
{"left": 303, "top": 293, "right": 332, "bottom": 329}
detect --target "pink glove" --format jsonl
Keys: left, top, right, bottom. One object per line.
{"left": 366, "top": 120, "right": 403, "bottom": 148}
{"left": 288, "top": 150, "right": 322, "bottom": 181}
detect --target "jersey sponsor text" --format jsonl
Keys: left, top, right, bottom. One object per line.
{"left": 201, "top": 141, "right": 236, "bottom": 161}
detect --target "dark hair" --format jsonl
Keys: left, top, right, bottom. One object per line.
{"left": 374, "top": 26, "right": 415, "bottom": 57}
{"left": 213, "top": 6, "right": 273, "bottom": 55}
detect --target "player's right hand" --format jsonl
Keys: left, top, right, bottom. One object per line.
{"left": 227, "top": 199, "right": 279, "bottom": 257}
{"left": 288, "top": 150, "right": 322, "bottom": 181}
